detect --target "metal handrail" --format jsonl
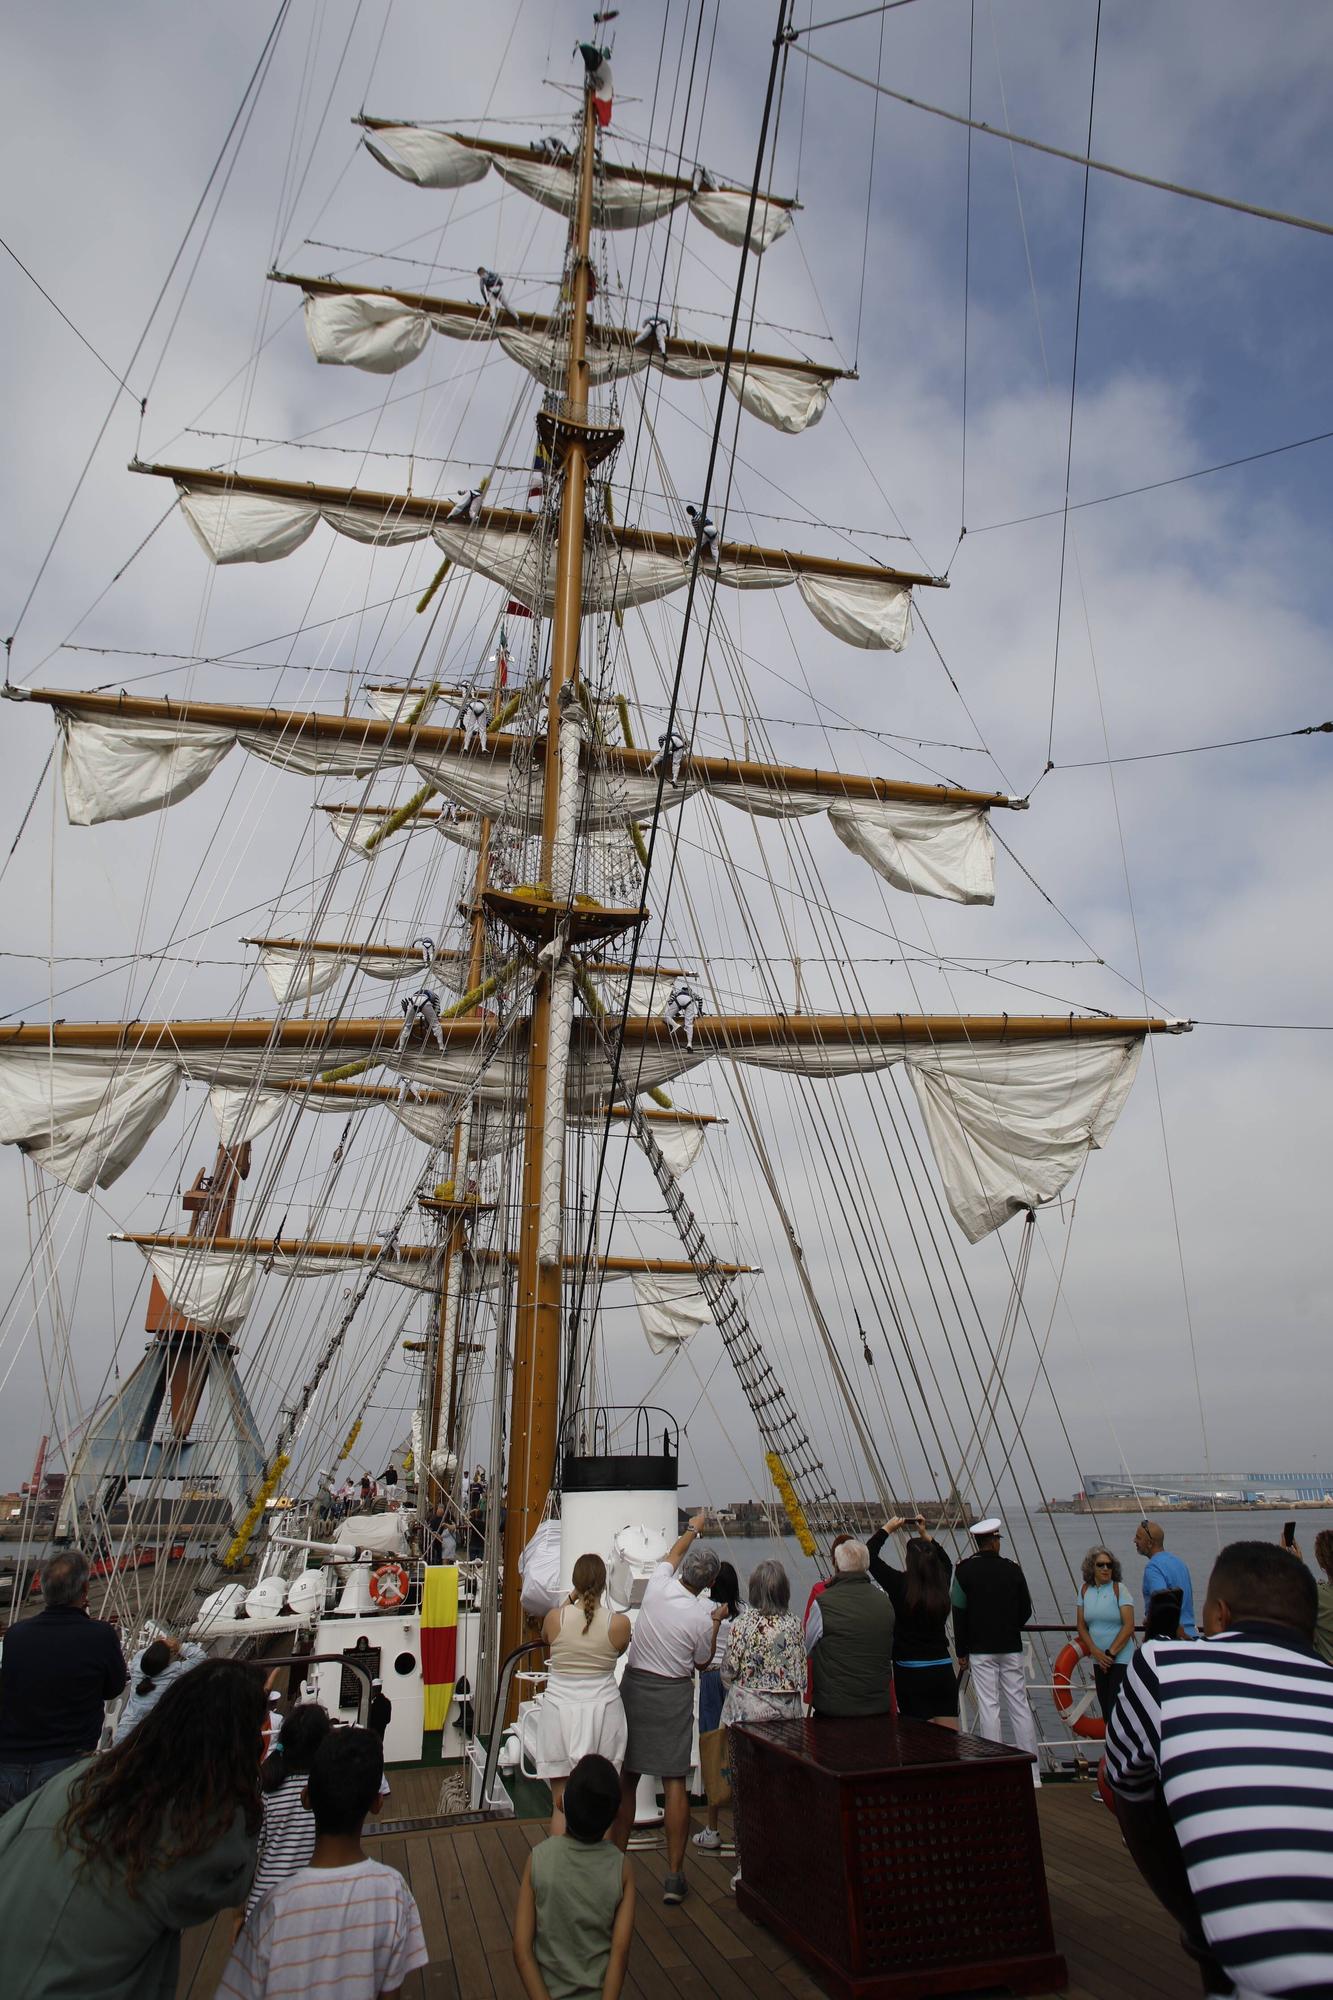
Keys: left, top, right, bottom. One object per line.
{"left": 241, "top": 1651, "right": 376, "bottom": 1726}
{"left": 478, "top": 1639, "right": 546, "bottom": 1807}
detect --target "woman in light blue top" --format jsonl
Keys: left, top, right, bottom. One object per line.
{"left": 1075, "top": 1547, "right": 1135, "bottom": 1724}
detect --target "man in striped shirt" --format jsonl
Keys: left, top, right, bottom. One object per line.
{"left": 1105, "top": 1540, "right": 1333, "bottom": 1999}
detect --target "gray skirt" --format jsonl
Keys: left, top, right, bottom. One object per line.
{"left": 621, "top": 1667, "right": 693, "bottom": 1777}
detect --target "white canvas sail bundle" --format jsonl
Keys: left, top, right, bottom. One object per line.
{"left": 300, "top": 290, "right": 832, "bottom": 433}
{"left": 632, "top": 1271, "right": 714, "bottom": 1354}
{"left": 51, "top": 706, "right": 994, "bottom": 904}
{"left": 360, "top": 125, "right": 794, "bottom": 251}
{"left": 0, "top": 1029, "right": 1146, "bottom": 1241}
{"left": 167, "top": 487, "right": 913, "bottom": 648}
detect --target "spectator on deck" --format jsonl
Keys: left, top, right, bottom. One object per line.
{"left": 804, "top": 1539, "right": 896, "bottom": 1718}
{"left": 538, "top": 1554, "right": 630, "bottom": 1837}
{"left": 1106, "top": 1540, "right": 1333, "bottom": 1998}
{"left": 951, "top": 1518, "right": 1041, "bottom": 1784}
{"left": 1134, "top": 1520, "right": 1197, "bottom": 1639}
{"left": 367, "top": 1679, "right": 392, "bottom": 1742}
{"left": 0, "top": 1657, "right": 265, "bottom": 1998}
{"left": 219, "top": 1727, "right": 427, "bottom": 1999}
{"left": 1314, "top": 1530, "right": 1333, "bottom": 1667}
{"left": 1075, "top": 1547, "right": 1135, "bottom": 1722}
{"left": 113, "top": 1633, "right": 206, "bottom": 1744}
{"left": 244, "top": 1702, "right": 332, "bottom": 1920}
{"left": 693, "top": 1560, "right": 740, "bottom": 1852}
{"left": 867, "top": 1515, "right": 959, "bottom": 1725}
{"left": 514, "top": 1753, "right": 635, "bottom": 2000}
{"left": 613, "top": 1510, "right": 724, "bottom": 1905}
{"left": 0, "top": 1548, "right": 127, "bottom": 1812}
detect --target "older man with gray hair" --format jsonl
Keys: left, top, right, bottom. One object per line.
{"left": 804, "top": 1538, "right": 896, "bottom": 1718}
{"left": 614, "top": 1509, "right": 725, "bottom": 1905}
{"left": 0, "top": 1548, "right": 127, "bottom": 1813}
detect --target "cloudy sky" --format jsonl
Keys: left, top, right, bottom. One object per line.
{"left": 1, "top": 0, "right": 1330, "bottom": 1524}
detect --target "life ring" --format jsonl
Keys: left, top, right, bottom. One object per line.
{"left": 369, "top": 1560, "right": 410, "bottom": 1610}
{"left": 1052, "top": 1636, "right": 1106, "bottom": 1739}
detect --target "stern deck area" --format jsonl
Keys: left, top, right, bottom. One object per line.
{"left": 177, "top": 1779, "right": 1200, "bottom": 1999}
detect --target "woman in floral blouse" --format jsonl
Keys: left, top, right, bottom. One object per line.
{"left": 720, "top": 1560, "right": 806, "bottom": 1724}
{"left": 719, "top": 1559, "right": 805, "bottom": 1893}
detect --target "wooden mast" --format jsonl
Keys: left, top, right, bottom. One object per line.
{"left": 499, "top": 79, "right": 599, "bottom": 1667}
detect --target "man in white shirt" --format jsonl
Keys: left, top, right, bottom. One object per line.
{"left": 614, "top": 1509, "right": 725, "bottom": 1905}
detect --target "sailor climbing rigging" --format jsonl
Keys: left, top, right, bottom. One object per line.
{"left": 663, "top": 977, "right": 705, "bottom": 1048}
{"left": 649, "top": 731, "right": 689, "bottom": 783}
{"left": 477, "top": 265, "right": 510, "bottom": 318}
{"left": 636, "top": 316, "right": 671, "bottom": 359}
{"left": 685, "top": 503, "right": 720, "bottom": 563}
{"left": 459, "top": 692, "right": 490, "bottom": 751}
{"left": 398, "top": 987, "right": 446, "bottom": 1051}
{"left": 445, "top": 487, "right": 483, "bottom": 525}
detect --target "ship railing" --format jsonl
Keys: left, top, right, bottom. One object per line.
{"left": 474, "top": 1639, "right": 546, "bottom": 1812}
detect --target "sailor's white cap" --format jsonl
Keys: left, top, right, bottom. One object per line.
{"left": 971, "top": 1517, "right": 1003, "bottom": 1538}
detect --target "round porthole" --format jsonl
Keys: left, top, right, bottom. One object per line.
{"left": 394, "top": 1651, "right": 416, "bottom": 1676}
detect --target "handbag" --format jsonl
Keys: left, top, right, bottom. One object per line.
{"left": 698, "top": 1726, "right": 732, "bottom": 1808}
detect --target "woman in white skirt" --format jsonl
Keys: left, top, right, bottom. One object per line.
{"left": 538, "top": 1553, "right": 631, "bottom": 1833}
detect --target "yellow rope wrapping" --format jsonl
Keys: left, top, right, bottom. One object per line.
{"left": 221, "top": 1452, "right": 291, "bottom": 1571}
{"left": 363, "top": 780, "right": 439, "bottom": 851}
{"left": 765, "top": 1450, "right": 816, "bottom": 1556}
{"left": 316, "top": 963, "right": 514, "bottom": 1083}
{"left": 416, "top": 557, "right": 452, "bottom": 614}
{"left": 337, "top": 1420, "right": 362, "bottom": 1462}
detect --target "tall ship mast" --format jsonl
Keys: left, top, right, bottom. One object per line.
{"left": 0, "top": 16, "right": 1190, "bottom": 1776}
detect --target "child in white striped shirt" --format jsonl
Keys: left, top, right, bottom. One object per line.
{"left": 219, "top": 1727, "right": 427, "bottom": 2000}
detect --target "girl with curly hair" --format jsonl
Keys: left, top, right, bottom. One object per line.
{"left": 0, "top": 1655, "right": 265, "bottom": 1998}
{"left": 1075, "top": 1546, "right": 1136, "bottom": 1723}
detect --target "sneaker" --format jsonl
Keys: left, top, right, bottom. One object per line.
{"left": 662, "top": 1872, "right": 688, "bottom": 1905}
{"left": 692, "top": 1827, "right": 721, "bottom": 1850}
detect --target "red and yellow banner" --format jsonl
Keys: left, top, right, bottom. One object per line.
{"left": 420, "top": 1563, "right": 459, "bottom": 1731}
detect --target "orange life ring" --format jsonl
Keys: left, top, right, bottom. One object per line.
{"left": 1052, "top": 1636, "right": 1106, "bottom": 1740}
{"left": 369, "top": 1560, "right": 410, "bottom": 1610}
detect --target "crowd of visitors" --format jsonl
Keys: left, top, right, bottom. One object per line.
{"left": 7, "top": 1510, "right": 1333, "bottom": 1998}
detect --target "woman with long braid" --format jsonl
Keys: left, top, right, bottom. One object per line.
{"left": 0, "top": 1657, "right": 265, "bottom": 1997}
{"left": 538, "top": 1554, "right": 631, "bottom": 1835}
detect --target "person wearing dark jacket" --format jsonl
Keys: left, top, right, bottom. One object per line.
{"left": 867, "top": 1516, "right": 958, "bottom": 1725}
{"left": 803, "top": 1540, "right": 896, "bottom": 1716}
{"left": 0, "top": 1548, "right": 127, "bottom": 1813}
{"left": 951, "top": 1518, "right": 1041, "bottom": 1783}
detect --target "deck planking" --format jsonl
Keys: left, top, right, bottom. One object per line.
{"left": 177, "top": 1780, "right": 1201, "bottom": 1999}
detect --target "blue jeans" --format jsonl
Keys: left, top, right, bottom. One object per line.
{"left": 0, "top": 1752, "right": 80, "bottom": 1815}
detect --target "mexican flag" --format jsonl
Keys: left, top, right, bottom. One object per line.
{"left": 579, "top": 43, "right": 613, "bottom": 127}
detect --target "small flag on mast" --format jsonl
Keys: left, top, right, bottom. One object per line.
{"left": 578, "top": 42, "right": 614, "bottom": 127}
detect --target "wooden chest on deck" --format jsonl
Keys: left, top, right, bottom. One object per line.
{"left": 730, "top": 1715, "right": 1067, "bottom": 1999}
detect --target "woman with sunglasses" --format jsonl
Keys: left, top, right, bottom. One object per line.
{"left": 1075, "top": 1548, "right": 1135, "bottom": 1723}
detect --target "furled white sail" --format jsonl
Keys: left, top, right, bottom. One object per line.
{"left": 143, "top": 1247, "right": 258, "bottom": 1332}
{"left": 169, "top": 483, "right": 916, "bottom": 648}
{"left": 53, "top": 704, "right": 995, "bottom": 904}
{"left": 256, "top": 945, "right": 463, "bottom": 1006}
{"left": 360, "top": 127, "right": 794, "bottom": 251}
{"left": 0, "top": 1051, "right": 180, "bottom": 1192}
{"left": 299, "top": 290, "right": 833, "bottom": 434}
{"left": 634, "top": 1117, "right": 707, "bottom": 1175}
{"left": 0, "top": 1025, "right": 1151, "bottom": 1238}
{"left": 632, "top": 1271, "right": 714, "bottom": 1354}
{"left": 826, "top": 800, "right": 996, "bottom": 906}
{"left": 904, "top": 1037, "right": 1144, "bottom": 1243}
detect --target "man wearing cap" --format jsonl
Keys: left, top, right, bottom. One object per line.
{"left": 952, "top": 1519, "right": 1041, "bottom": 1785}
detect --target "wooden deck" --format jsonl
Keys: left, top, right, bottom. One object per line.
{"left": 177, "top": 1781, "right": 1200, "bottom": 1999}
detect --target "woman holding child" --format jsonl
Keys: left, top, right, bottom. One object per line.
{"left": 537, "top": 1553, "right": 631, "bottom": 1834}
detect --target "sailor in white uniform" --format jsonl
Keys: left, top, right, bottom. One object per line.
{"left": 477, "top": 265, "right": 509, "bottom": 317}
{"left": 685, "top": 502, "right": 720, "bottom": 563}
{"left": 648, "top": 730, "right": 689, "bottom": 784}
{"left": 459, "top": 693, "right": 490, "bottom": 752}
{"left": 398, "top": 986, "right": 446, "bottom": 1050}
{"left": 663, "top": 977, "right": 705, "bottom": 1048}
